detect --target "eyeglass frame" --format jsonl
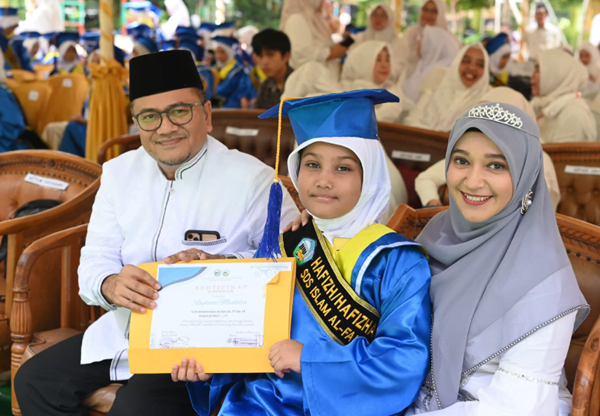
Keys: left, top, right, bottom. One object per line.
{"left": 133, "top": 101, "right": 206, "bottom": 132}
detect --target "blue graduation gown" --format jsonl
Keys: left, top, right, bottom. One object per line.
{"left": 0, "top": 34, "right": 33, "bottom": 72}
{"left": 215, "top": 61, "right": 257, "bottom": 108}
{"left": 59, "top": 121, "right": 87, "bottom": 157}
{"left": 0, "top": 84, "right": 28, "bottom": 153}
{"left": 187, "top": 231, "right": 432, "bottom": 416}
{"left": 197, "top": 64, "right": 215, "bottom": 101}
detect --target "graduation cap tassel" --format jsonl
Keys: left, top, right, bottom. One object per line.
{"left": 255, "top": 97, "right": 300, "bottom": 260}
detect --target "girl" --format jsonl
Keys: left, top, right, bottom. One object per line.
{"left": 407, "top": 101, "right": 589, "bottom": 415}
{"left": 577, "top": 41, "right": 600, "bottom": 97}
{"left": 173, "top": 90, "right": 432, "bottom": 416}
{"left": 51, "top": 32, "right": 85, "bottom": 75}
{"left": 214, "top": 36, "right": 256, "bottom": 109}
{"left": 405, "top": 43, "right": 490, "bottom": 132}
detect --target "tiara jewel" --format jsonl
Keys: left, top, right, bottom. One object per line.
{"left": 467, "top": 103, "right": 523, "bottom": 129}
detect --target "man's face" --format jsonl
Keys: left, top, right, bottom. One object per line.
{"left": 258, "top": 49, "right": 289, "bottom": 77}
{"left": 132, "top": 88, "right": 213, "bottom": 174}
{"left": 535, "top": 8, "right": 547, "bottom": 26}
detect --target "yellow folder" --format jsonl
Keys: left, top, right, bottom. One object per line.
{"left": 129, "top": 258, "right": 296, "bottom": 374}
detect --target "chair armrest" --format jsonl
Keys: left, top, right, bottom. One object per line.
{"left": 97, "top": 134, "right": 141, "bottom": 164}
{"left": 572, "top": 312, "right": 600, "bottom": 416}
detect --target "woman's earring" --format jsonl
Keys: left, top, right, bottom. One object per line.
{"left": 520, "top": 190, "right": 533, "bottom": 215}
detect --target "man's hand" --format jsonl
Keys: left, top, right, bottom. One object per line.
{"left": 163, "top": 249, "right": 225, "bottom": 264}
{"left": 269, "top": 340, "right": 303, "bottom": 378}
{"left": 171, "top": 358, "right": 213, "bottom": 382}
{"left": 101, "top": 265, "right": 161, "bottom": 313}
{"left": 283, "top": 210, "right": 312, "bottom": 233}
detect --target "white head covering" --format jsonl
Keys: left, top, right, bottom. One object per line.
{"left": 17, "top": 0, "right": 64, "bottom": 34}
{"left": 418, "top": 0, "right": 448, "bottom": 28}
{"left": 215, "top": 42, "right": 236, "bottom": 68}
{"left": 237, "top": 25, "right": 259, "bottom": 51}
{"left": 578, "top": 41, "right": 600, "bottom": 95}
{"left": 410, "top": 43, "right": 491, "bottom": 132}
{"left": 287, "top": 137, "right": 391, "bottom": 243}
{"left": 479, "top": 86, "right": 536, "bottom": 119}
{"left": 0, "top": 49, "right": 6, "bottom": 83}
{"left": 341, "top": 41, "right": 394, "bottom": 90}
{"left": 280, "top": 0, "right": 332, "bottom": 45}
{"left": 57, "top": 40, "right": 79, "bottom": 72}
{"left": 488, "top": 42, "right": 511, "bottom": 76}
{"left": 162, "top": 0, "right": 190, "bottom": 41}
{"left": 23, "top": 36, "right": 49, "bottom": 61}
{"left": 86, "top": 49, "right": 101, "bottom": 66}
{"left": 361, "top": 3, "right": 397, "bottom": 43}
{"left": 402, "top": 25, "right": 459, "bottom": 102}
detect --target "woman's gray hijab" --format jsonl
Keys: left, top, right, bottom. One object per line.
{"left": 416, "top": 102, "right": 589, "bottom": 409}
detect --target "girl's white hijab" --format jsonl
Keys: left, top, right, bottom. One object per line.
{"left": 287, "top": 137, "right": 391, "bottom": 244}
{"left": 417, "top": 43, "right": 491, "bottom": 131}
{"left": 280, "top": 0, "right": 333, "bottom": 45}
{"left": 58, "top": 40, "right": 79, "bottom": 73}
{"left": 489, "top": 42, "right": 511, "bottom": 76}
{"left": 402, "top": 25, "right": 459, "bottom": 102}
{"left": 215, "top": 43, "right": 236, "bottom": 68}
{"left": 341, "top": 41, "right": 393, "bottom": 90}
{"left": 362, "top": 3, "right": 397, "bottom": 43}
{"left": 578, "top": 41, "right": 600, "bottom": 94}
{"left": 419, "top": 0, "right": 448, "bottom": 29}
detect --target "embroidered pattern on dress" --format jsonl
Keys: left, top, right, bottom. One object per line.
{"left": 467, "top": 103, "right": 523, "bottom": 129}
{"left": 498, "top": 367, "right": 559, "bottom": 385}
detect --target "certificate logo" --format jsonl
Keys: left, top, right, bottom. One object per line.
{"left": 214, "top": 269, "right": 222, "bottom": 277}
{"left": 294, "top": 238, "right": 316, "bottom": 265}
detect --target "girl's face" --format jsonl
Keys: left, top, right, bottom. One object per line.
{"left": 64, "top": 46, "right": 78, "bottom": 63}
{"left": 373, "top": 47, "right": 391, "bottom": 85}
{"left": 499, "top": 53, "right": 510, "bottom": 70}
{"left": 297, "top": 142, "right": 363, "bottom": 220}
{"left": 420, "top": 1, "right": 438, "bottom": 26}
{"left": 370, "top": 7, "right": 389, "bottom": 31}
{"left": 447, "top": 131, "right": 513, "bottom": 223}
{"left": 580, "top": 49, "right": 592, "bottom": 66}
{"left": 459, "top": 47, "right": 485, "bottom": 88}
{"left": 215, "top": 46, "right": 229, "bottom": 64}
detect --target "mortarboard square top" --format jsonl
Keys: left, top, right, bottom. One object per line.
{"left": 56, "top": 31, "right": 80, "bottom": 47}
{"left": 213, "top": 36, "right": 238, "bottom": 48}
{"left": 258, "top": 89, "right": 399, "bottom": 146}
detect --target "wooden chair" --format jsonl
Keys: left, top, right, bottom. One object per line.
{"left": 37, "top": 74, "right": 90, "bottom": 134}
{"left": 386, "top": 204, "right": 600, "bottom": 416}
{"left": 6, "top": 79, "right": 52, "bottom": 134}
{"left": 97, "top": 134, "right": 142, "bottom": 164}
{"left": 32, "top": 64, "right": 54, "bottom": 81}
{"left": 0, "top": 150, "right": 101, "bottom": 374}
{"left": 279, "top": 175, "right": 303, "bottom": 212}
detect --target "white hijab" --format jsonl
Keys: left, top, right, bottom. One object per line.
{"left": 215, "top": 43, "right": 236, "bottom": 68}
{"left": 162, "top": 0, "right": 190, "bottom": 41}
{"left": 280, "top": 0, "right": 332, "bottom": 45}
{"left": 578, "top": 41, "right": 600, "bottom": 95}
{"left": 489, "top": 42, "right": 511, "bottom": 76}
{"left": 403, "top": 0, "right": 450, "bottom": 52}
{"left": 360, "top": 3, "right": 397, "bottom": 44}
{"left": 341, "top": 41, "right": 394, "bottom": 90}
{"left": 407, "top": 43, "right": 491, "bottom": 132}
{"left": 17, "top": 0, "right": 64, "bottom": 34}
{"left": 402, "top": 25, "right": 459, "bottom": 102}
{"left": 288, "top": 137, "right": 391, "bottom": 244}
{"left": 57, "top": 40, "right": 79, "bottom": 73}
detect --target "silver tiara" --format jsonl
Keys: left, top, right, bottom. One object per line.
{"left": 466, "top": 103, "right": 523, "bottom": 129}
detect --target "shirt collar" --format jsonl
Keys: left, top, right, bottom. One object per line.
{"left": 173, "top": 141, "right": 208, "bottom": 181}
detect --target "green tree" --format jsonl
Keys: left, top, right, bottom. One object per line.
{"left": 230, "top": 0, "right": 283, "bottom": 29}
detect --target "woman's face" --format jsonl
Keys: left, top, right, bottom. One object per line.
{"left": 420, "top": 1, "right": 438, "bottom": 26}
{"left": 63, "top": 46, "right": 78, "bottom": 63}
{"left": 370, "top": 7, "right": 389, "bottom": 31}
{"left": 447, "top": 131, "right": 513, "bottom": 223}
{"left": 580, "top": 49, "right": 592, "bottom": 66}
{"left": 459, "top": 47, "right": 485, "bottom": 88}
{"left": 215, "top": 46, "right": 229, "bottom": 64}
{"left": 499, "top": 53, "right": 510, "bottom": 70}
{"left": 373, "top": 47, "right": 391, "bottom": 85}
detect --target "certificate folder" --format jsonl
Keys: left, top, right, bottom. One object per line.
{"left": 129, "top": 258, "right": 296, "bottom": 374}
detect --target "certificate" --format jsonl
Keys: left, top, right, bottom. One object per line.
{"left": 129, "top": 258, "right": 296, "bottom": 374}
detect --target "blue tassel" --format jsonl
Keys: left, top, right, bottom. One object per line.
{"left": 255, "top": 180, "right": 283, "bottom": 260}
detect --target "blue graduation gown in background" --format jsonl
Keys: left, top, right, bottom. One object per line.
{"left": 59, "top": 122, "right": 87, "bottom": 157}
{"left": 197, "top": 64, "right": 215, "bottom": 101}
{"left": 0, "top": 34, "right": 33, "bottom": 72}
{"left": 187, "top": 232, "right": 432, "bottom": 416}
{"left": 215, "top": 61, "right": 256, "bottom": 108}
{"left": 0, "top": 84, "right": 28, "bottom": 153}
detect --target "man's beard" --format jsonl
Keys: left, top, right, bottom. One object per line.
{"left": 159, "top": 153, "right": 192, "bottom": 167}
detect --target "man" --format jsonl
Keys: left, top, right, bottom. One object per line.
{"left": 0, "top": 7, "right": 33, "bottom": 72}
{"left": 524, "top": 4, "right": 562, "bottom": 61}
{"left": 14, "top": 49, "right": 299, "bottom": 415}
{"left": 252, "top": 29, "right": 294, "bottom": 110}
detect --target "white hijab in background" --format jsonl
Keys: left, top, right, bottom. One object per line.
{"left": 402, "top": 25, "right": 459, "bottom": 104}
{"left": 280, "top": 0, "right": 340, "bottom": 78}
{"left": 405, "top": 43, "right": 491, "bottom": 132}
{"left": 23, "top": 36, "right": 49, "bottom": 62}
{"left": 17, "top": 0, "right": 64, "bottom": 34}
{"left": 287, "top": 137, "right": 391, "bottom": 244}
{"left": 237, "top": 25, "right": 259, "bottom": 53}
{"left": 57, "top": 40, "right": 79, "bottom": 73}
{"left": 162, "top": 0, "right": 190, "bottom": 41}
{"left": 578, "top": 41, "right": 600, "bottom": 96}
{"left": 532, "top": 49, "right": 597, "bottom": 143}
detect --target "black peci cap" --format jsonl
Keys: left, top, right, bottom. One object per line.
{"left": 129, "top": 49, "right": 203, "bottom": 102}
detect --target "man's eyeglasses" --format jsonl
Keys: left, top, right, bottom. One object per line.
{"left": 133, "top": 102, "right": 204, "bottom": 132}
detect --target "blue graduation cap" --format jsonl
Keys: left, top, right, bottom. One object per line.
{"left": 21, "top": 31, "right": 41, "bottom": 39}
{"left": 175, "top": 26, "right": 196, "bottom": 38}
{"left": 216, "top": 21, "right": 235, "bottom": 30}
{"left": 178, "top": 36, "right": 203, "bottom": 61}
{"left": 135, "top": 35, "right": 158, "bottom": 54}
{"left": 114, "top": 45, "right": 126, "bottom": 66}
{"left": 485, "top": 33, "right": 510, "bottom": 56}
{"left": 55, "top": 31, "right": 80, "bottom": 47}
{"left": 125, "top": 1, "right": 151, "bottom": 10}
{"left": 346, "top": 24, "right": 366, "bottom": 34}
{"left": 81, "top": 31, "right": 100, "bottom": 52}
{"left": 259, "top": 89, "right": 399, "bottom": 146}
{"left": 160, "top": 39, "right": 177, "bottom": 51}
{"left": 0, "top": 7, "right": 20, "bottom": 29}
{"left": 199, "top": 22, "right": 217, "bottom": 32}
{"left": 213, "top": 36, "right": 238, "bottom": 48}
{"left": 127, "top": 22, "right": 153, "bottom": 38}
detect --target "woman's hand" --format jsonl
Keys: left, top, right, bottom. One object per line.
{"left": 283, "top": 210, "right": 312, "bottom": 232}
{"left": 171, "top": 358, "right": 213, "bottom": 382}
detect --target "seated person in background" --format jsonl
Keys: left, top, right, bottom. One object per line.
{"left": 175, "top": 90, "right": 432, "bottom": 416}
{"left": 132, "top": 35, "right": 158, "bottom": 58}
{"left": 406, "top": 101, "right": 588, "bottom": 416}
{"left": 531, "top": 49, "right": 597, "bottom": 143}
{"left": 252, "top": 28, "right": 294, "bottom": 110}
{"left": 214, "top": 36, "right": 256, "bottom": 109}
{"left": 50, "top": 32, "right": 85, "bottom": 75}
{"left": 486, "top": 33, "right": 533, "bottom": 100}
{"left": 0, "top": 48, "right": 28, "bottom": 153}
{"left": 177, "top": 36, "right": 215, "bottom": 102}
{"left": 414, "top": 87, "right": 561, "bottom": 211}
{"left": 0, "top": 7, "right": 33, "bottom": 72}
{"left": 578, "top": 41, "right": 600, "bottom": 98}
{"left": 14, "top": 50, "right": 299, "bottom": 415}
{"left": 22, "top": 32, "right": 48, "bottom": 67}
{"left": 404, "top": 43, "right": 490, "bottom": 132}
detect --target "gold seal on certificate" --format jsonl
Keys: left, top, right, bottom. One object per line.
{"left": 129, "top": 258, "right": 296, "bottom": 374}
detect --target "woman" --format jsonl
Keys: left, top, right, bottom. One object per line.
{"left": 578, "top": 41, "right": 600, "bottom": 97}
{"left": 406, "top": 101, "right": 589, "bottom": 415}
{"left": 401, "top": 0, "right": 458, "bottom": 79}
{"left": 350, "top": 3, "right": 407, "bottom": 80}
{"left": 405, "top": 43, "right": 490, "bottom": 132}
{"left": 401, "top": 25, "right": 459, "bottom": 106}
{"left": 51, "top": 32, "right": 84, "bottom": 75}
{"left": 531, "top": 49, "right": 597, "bottom": 143}
{"left": 280, "top": 0, "right": 346, "bottom": 78}
{"left": 414, "top": 87, "right": 561, "bottom": 211}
